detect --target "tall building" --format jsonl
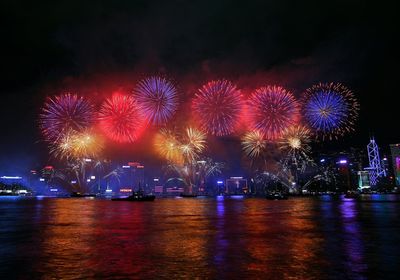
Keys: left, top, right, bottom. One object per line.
{"left": 120, "top": 162, "right": 145, "bottom": 192}
{"left": 366, "top": 138, "right": 386, "bottom": 185}
{"left": 225, "top": 177, "right": 248, "bottom": 195}
{"left": 357, "top": 171, "right": 371, "bottom": 191}
{"left": 390, "top": 144, "right": 400, "bottom": 186}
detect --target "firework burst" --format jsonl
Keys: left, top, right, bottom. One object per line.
{"left": 241, "top": 130, "right": 267, "bottom": 158}
{"left": 154, "top": 129, "right": 184, "bottom": 164}
{"left": 134, "top": 76, "right": 179, "bottom": 125}
{"left": 181, "top": 127, "right": 206, "bottom": 161}
{"left": 70, "top": 130, "right": 104, "bottom": 159}
{"left": 302, "top": 82, "right": 359, "bottom": 140}
{"left": 98, "top": 93, "right": 145, "bottom": 143}
{"left": 278, "top": 125, "right": 311, "bottom": 157}
{"left": 39, "top": 93, "right": 95, "bottom": 141}
{"left": 154, "top": 127, "right": 206, "bottom": 163}
{"left": 50, "top": 129, "right": 104, "bottom": 159}
{"left": 192, "top": 80, "right": 244, "bottom": 136}
{"left": 247, "top": 86, "right": 300, "bottom": 140}
{"left": 49, "top": 130, "right": 75, "bottom": 159}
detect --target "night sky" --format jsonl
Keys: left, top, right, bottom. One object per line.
{"left": 0, "top": 0, "right": 398, "bottom": 174}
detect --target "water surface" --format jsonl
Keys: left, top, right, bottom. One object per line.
{"left": 1, "top": 195, "right": 399, "bottom": 279}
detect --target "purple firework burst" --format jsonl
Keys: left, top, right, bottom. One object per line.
{"left": 134, "top": 76, "right": 179, "bottom": 125}
{"left": 39, "top": 93, "right": 95, "bottom": 142}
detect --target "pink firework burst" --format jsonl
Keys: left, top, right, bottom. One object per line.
{"left": 192, "top": 80, "right": 244, "bottom": 136}
{"left": 247, "top": 86, "right": 300, "bottom": 140}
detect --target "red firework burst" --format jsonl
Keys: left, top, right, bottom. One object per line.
{"left": 247, "top": 86, "right": 300, "bottom": 140}
{"left": 192, "top": 80, "right": 244, "bottom": 136}
{"left": 98, "top": 93, "right": 146, "bottom": 143}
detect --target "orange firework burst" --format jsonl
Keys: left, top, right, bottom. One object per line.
{"left": 241, "top": 130, "right": 267, "bottom": 158}
{"left": 50, "top": 129, "right": 104, "bottom": 159}
{"left": 278, "top": 125, "right": 311, "bottom": 157}
{"left": 154, "top": 127, "right": 206, "bottom": 163}
{"left": 154, "top": 129, "right": 184, "bottom": 164}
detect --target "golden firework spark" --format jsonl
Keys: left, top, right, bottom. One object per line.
{"left": 185, "top": 127, "right": 206, "bottom": 152}
{"left": 154, "top": 129, "right": 184, "bottom": 164}
{"left": 182, "top": 127, "right": 206, "bottom": 161}
{"left": 50, "top": 129, "right": 104, "bottom": 159}
{"left": 50, "top": 130, "right": 75, "bottom": 159}
{"left": 154, "top": 127, "right": 207, "bottom": 163}
{"left": 70, "top": 130, "right": 104, "bottom": 159}
{"left": 241, "top": 130, "right": 267, "bottom": 158}
{"left": 278, "top": 125, "right": 311, "bottom": 154}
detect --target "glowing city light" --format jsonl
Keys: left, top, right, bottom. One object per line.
{"left": 1, "top": 176, "right": 22, "bottom": 180}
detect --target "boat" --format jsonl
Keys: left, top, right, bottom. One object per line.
{"left": 266, "top": 191, "right": 288, "bottom": 200}
{"left": 344, "top": 190, "right": 359, "bottom": 199}
{"left": 70, "top": 192, "right": 97, "bottom": 198}
{"left": 111, "top": 191, "right": 155, "bottom": 201}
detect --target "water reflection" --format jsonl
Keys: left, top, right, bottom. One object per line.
{"left": 1, "top": 196, "right": 400, "bottom": 279}
{"left": 339, "top": 200, "right": 367, "bottom": 279}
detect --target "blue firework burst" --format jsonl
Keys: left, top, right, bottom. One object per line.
{"left": 302, "top": 83, "right": 359, "bottom": 140}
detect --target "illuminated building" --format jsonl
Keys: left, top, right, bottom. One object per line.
{"left": 152, "top": 178, "right": 163, "bottom": 195}
{"left": 120, "top": 162, "right": 146, "bottom": 192}
{"left": 390, "top": 144, "right": 400, "bottom": 186}
{"left": 366, "top": 138, "right": 386, "bottom": 185}
{"left": 357, "top": 171, "right": 371, "bottom": 191}
{"left": 336, "top": 159, "right": 352, "bottom": 191}
{"left": 225, "top": 177, "right": 248, "bottom": 195}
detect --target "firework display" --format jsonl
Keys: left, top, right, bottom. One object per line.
{"left": 181, "top": 127, "right": 206, "bottom": 161}
{"left": 241, "top": 130, "right": 267, "bottom": 158}
{"left": 40, "top": 93, "right": 95, "bottom": 141}
{"left": 50, "top": 129, "right": 104, "bottom": 159}
{"left": 247, "top": 86, "right": 300, "bottom": 140}
{"left": 192, "top": 80, "right": 244, "bottom": 136}
{"left": 69, "top": 130, "right": 104, "bottom": 159}
{"left": 278, "top": 125, "right": 311, "bottom": 157}
{"left": 302, "top": 83, "right": 359, "bottom": 140}
{"left": 154, "top": 127, "right": 206, "bottom": 164}
{"left": 154, "top": 128, "right": 184, "bottom": 164}
{"left": 49, "top": 130, "right": 75, "bottom": 159}
{"left": 134, "top": 76, "right": 179, "bottom": 125}
{"left": 38, "top": 78, "right": 359, "bottom": 183}
{"left": 98, "top": 93, "right": 145, "bottom": 143}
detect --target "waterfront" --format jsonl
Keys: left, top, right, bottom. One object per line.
{"left": 1, "top": 195, "right": 400, "bottom": 279}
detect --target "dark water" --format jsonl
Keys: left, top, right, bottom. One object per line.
{"left": 1, "top": 195, "right": 400, "bottom": 279}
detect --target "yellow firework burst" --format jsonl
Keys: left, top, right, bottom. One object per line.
{"left": 182, "top": 127, "right": 206, "bottom": 160}
{"left": 241, "top": 130, "right": 267, "bottom": 158}
{"left": 154, "top": 127, "right": 207, "bottom": 163}
{"left": 154, "top": 129, "right": 184, "bottom": 164}
{"left": 50, "top": 129, "right": 104, "bottom": 160}
{"left": 70, "top": 130, "right": 104, "bottom": 159}
{"left": 50, "top": 130, "right": 75, "bottom": 159}
{"left": 185, "top": 127, "right": 206, "bottom": 152}
{"left": 278, "top": 125, "right": 311, "bottom": 154}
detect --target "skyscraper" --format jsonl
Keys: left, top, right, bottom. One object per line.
{"left": 390, "top": 144, "right": 400, "bottom": 186}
